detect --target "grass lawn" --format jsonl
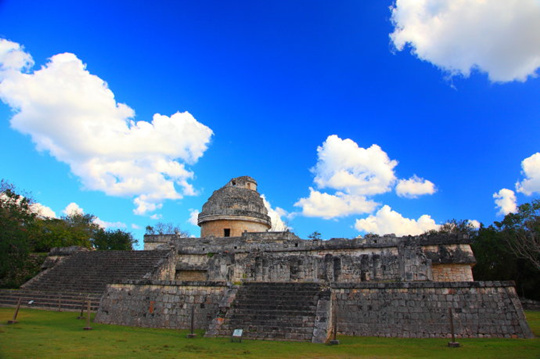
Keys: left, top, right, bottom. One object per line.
{"left": 0, "top": 308, "right": 539, "bottom": 358}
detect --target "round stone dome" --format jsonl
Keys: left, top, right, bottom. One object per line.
{"left": 197, "top": 176, "right": 272, "bottom": 237}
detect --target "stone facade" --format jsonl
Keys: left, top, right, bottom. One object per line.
{"left": 146, "top": 232, "right": 475, "bottom": 284}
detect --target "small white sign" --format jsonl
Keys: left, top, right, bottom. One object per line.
{"left": 232, "top": 329, "right": 243, "bottom": 337}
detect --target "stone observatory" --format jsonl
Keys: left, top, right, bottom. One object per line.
{"left": 197, "top": 176, "right": 271, "bottom": 237}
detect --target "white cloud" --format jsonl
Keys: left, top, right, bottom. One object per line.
{"left": 516, "top": 153, "right": 540, "bottom": 196}
{"left": 93, "top": 218, "right": 127, "bottom": 229}
{"left": 63, "top": 202, "right": 84, "bottom": 216}
{"left": 390, "top": 0, "right": 540, "bottom": 82}
{"left": 0, "top": 40, "right": 33, "bottom": 73}
{"left": 0, "top": 189, "right": 56, "bottom": 218}
{"left": 30, "top": 203, "right": 56, "bottom": 218}
{"left": 188, "top": 209, "right": 199, "bottom": 226}
{"left": 295, "top": 188, "right": 378, "bottom": 219}
{"left": 467, "top": 220, "right": 481, "bottom": 230}
{"left": 355, "top": 205, "right": 439, "bottom": 236}
{"left": 0, "top": 39, "right": 213, "bottom": 215}
{"left": 131, "top": 224, "right": 141, "bottom": 230}
{"left": 62, "top": 201, "right": 126, "bottom": 228}
{"left": 313, "top": 135, "right": 397, "bottom": 196}
{"left": 295, "top": 135, "right": 435, "bottom": 220}
{"left": 493, "top": 188, "right": 518, "bottom": 216}
{"left": 396, "top": 175, "right": 436, "bottom": 198}
{"left": 262, "top": 194, "right": 290, "bottom": 231}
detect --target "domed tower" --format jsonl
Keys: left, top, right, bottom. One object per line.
{"left": 197, "top": 176, "right": 272, "bottom": 237}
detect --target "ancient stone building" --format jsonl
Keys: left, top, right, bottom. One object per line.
{"left": 3, "top": 176, "right": 532, "bottom": 342}
{"left": 95, "top": 176, "right": 533, "bottom": 341}
{"left": 197, "top": 176, "right": 271, "bottom": 237}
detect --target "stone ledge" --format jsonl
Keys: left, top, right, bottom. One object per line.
{"left": 331, "top": 281, "right": 516, "bottom": 290}
{"left": 112, "top": 279, "right": 231, "bottom": 287}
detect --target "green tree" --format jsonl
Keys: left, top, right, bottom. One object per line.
{"left": 495, "top": 199, "right": 540, "bottom": 271}
{"left": 29, "top": 216, "right": 94, "bottom": 252}
{"left": 471, "top": 225, "right": 517, "bottom": 281}
{"left": 425, "top": 219, "right": 479, "bottom": 237}
{"left": 145, "top": 222, "right": 190, "bottom": 237}
{"left": 92, "top": 228, "right": 137, "bottom": 250}
{"left": 0, "top": 180, "right": 36, "bottom": 287}
{"left": 308, "top": 231, "right": 321, "bottom": 240}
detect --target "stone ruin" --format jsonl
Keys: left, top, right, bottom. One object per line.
{"left": 2, "top": 176, "right": 533, "bottom": 342}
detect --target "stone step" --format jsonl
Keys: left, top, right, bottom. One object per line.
{"left": 215, "top": 282, "right": 325, "bottom": 342}
{"left": 22, "top": 250, "right": 171, "bottom": 296}
{"left": 0, "top": 289, "right": 101, "bottom": 312}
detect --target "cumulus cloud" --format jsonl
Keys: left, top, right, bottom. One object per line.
{"left": 0, "top": 187, "right": 56, "bottom": 218}
{"left": 0, "top": 39, "right": 213, "bottom": 215}
{"left": 467, "top": 220, "right": 481, "bottom": 230}
{"left": 396, "top": 175, "right": 436, "bottom": 198}
{"left": 516, "top": 153, "right": 540, "bottom": 196}
{"left": 313, "top": 135, "right": 397, "bottom": 196}
{"left": 30, "top": 203, "right": 56, "bottom": 218}
{"left": 188, "top": 209, "right": 199, "bottom": 226}
{"left": 295, "top": 188, "right": 378, "bottom": 219}
{"left": 355, "top": 205, "right": 439, "bottom": 236}
{"left": 93, "top": 218, "right": 127, "bottom": 229}
{"left": 390, "top": 0, "right": 540, "bottom": 82}
{"left": 262, "top": 194, "right": 290, "bottom": 231}
{"left": 493, "top": 188, "right": 518, "bottom": 216}
{"left": 63, "top": 202, "right": 84, "bottom": 216}
{"left": 295, "top": 135, "right": 435, "bottom": 219}
{"left": 62, "top": 201, "right": 126, "bottom": 228}
{"left": 0, "top": 40, "right": 33, "bottom": 72}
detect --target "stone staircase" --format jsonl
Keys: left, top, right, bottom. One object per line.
{"left": 212, "top": 282, "right": 331, "bottom": 342}
{"left": 0, "top": 250, "right": 172, "bottom": 312}
{"left": 0, "top": 289, "right": 102, "bottom": 312}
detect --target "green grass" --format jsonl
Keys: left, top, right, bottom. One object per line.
{"left": 0, "top": 308, "right": 539, "bottom": 359}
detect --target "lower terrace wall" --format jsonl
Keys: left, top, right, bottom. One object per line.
{"left": 95, "top": 280, "right": 229, "bottom": 330}
{"left": 333, "top": 281, "right": 533, "bottom": 339}
{"left": 94, "top": 280, "right": 532, "bottom": 340}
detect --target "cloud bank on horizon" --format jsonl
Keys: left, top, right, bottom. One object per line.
{"left": 0, "top": 39, "right": 213, "bottom": 216}
{"left": 390, "top": 0, "right": 540, "bottom": 82}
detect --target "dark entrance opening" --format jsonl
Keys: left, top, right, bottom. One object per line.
{"left": 224, "top": 228, "right": 231, "bottom": 237}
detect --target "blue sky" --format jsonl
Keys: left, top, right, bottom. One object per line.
{"left": 1, "top": 0, "right": 540, "bottom": 248}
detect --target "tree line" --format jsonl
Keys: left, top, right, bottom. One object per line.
{"left": 470, "top": 199, "right": 540, "bottom": 300}
{"left": 0, "top": 180, "right": 137, "bottom": 287}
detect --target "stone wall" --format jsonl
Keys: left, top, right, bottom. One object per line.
{"left": 144, "top": 235, "right": 177, "bottom": 250}
{"left": 95, "top": 280, "right": 229, "bottom": 330}
{"left": 165, "top": 233, "right": 472, "bottom": 283}
{"left": 332, "top": 281, "right": 533, "bottom": 339}
{"left": 200, "top": 219, "right": 271, "bottom": 237}
{"left": 95, "top": 280, "right": 532, "bottom": 340}
{"left": 432, "top": 264, "right": 474, "bottom": 282}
